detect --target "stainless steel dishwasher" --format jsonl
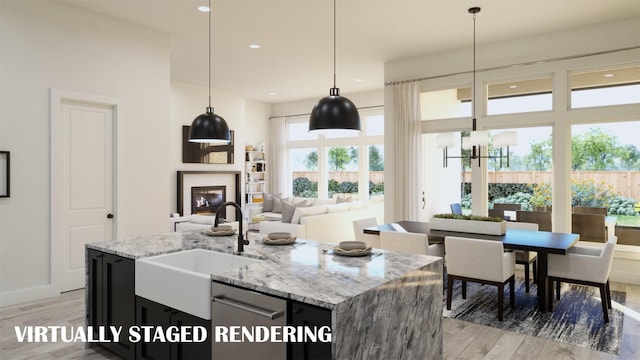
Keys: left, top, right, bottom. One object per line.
{"left": 211, "top": 282, "right": 287, "bottom": 359}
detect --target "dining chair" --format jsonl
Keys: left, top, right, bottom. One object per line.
{"left": 547, "top": 235, "right": 617, "bottom": 323}
{"left": 506, "top": 222, "right": 539, "bottom": 293}
{"left": 516, "top": 210, "right": 552, "bottom": 231}
{"left": 572, "top": 213, "right": 607, "bottom": 243}
{"left": 488, "top": 209, "right": 505, "bottom": 219}
{"left": 379, "top": 231, "right": 444, "bottom": 257}
{"left": 573, "top": 206, "right": 608, "bottom": 215}
{"left": 445, "top": 236, "right": 516, "bottom": 321}
{"left": 493, "top": 203, "right": 522, "bottom": 211}
{"left": 352, "top": 218, "right": 380, "bottom": 248}
{"left": 450, "top": 203, "right": 463, "bottom": 215}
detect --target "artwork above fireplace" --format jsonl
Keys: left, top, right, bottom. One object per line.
{"left": 191, "top": 186, "right": 226, "bottom": 216}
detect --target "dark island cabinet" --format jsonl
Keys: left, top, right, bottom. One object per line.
{"left": 136, "top": 296, "right": 212, "bottom": 360}
{"left": 288, "top": 300, "right": 332, "bottom": 360}
{"left": 87, "top": 249, "right": 136, "bottom": 359}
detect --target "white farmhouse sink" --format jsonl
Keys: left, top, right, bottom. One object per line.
{"left": 135, "top": 249, "right": 262, "bottom": 320}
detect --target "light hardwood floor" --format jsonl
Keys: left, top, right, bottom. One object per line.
{"left": 1, "top": 282, "right": 639, "bottom": 359}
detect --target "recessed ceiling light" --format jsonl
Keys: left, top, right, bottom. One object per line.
{"left": 354, "top": 79, "right": 363, "bottom": 83}
{"left": 249, "top": 44, "right": 261, "bottom": 49}
{"left": 198, "top": 6, "right": 210, "bottom": 12}
{"left": 268, "top": 92, "right": 277, "bottom": 96}
{"left": 604, "top": 74, "right": 614, "bottom": 78}
{"left": 509, "top": 85, "right": 518, "bottom": 89}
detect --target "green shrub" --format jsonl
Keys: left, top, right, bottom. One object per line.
{"left": 571, "top": 179, "right": 615, "bottom": 208}
{"left": 293, "top": 177, "right": 317, "bottom": 197}
{"left": 608, "top": 196, "right": 639, "bottom": 216}
{"left": 369, "top": 181, "right": 384, "bottom": 194}
{"left": 433, "top": 213, "right": 503, "bottom": 222}
{"left": 492, "top": 192, "right": 533, "bottom": 211}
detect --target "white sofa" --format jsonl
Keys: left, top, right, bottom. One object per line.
{"left": 257, "top": 200, "right": 383, "bottom": 244}
{"left": 171, "top": 214, "right": 244, "bottom": 232}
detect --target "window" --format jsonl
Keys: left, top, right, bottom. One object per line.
{"left": 570, "top": 65, "right": 640, "bottom": 109}
{"left": 285, "top": 109, "right": 384, "bottom": 204}
{"left": 487, "top": 77, "right": 553, "bottom": 115}
{"left": 420, "top": 87, "right": 471, "bottom": 120}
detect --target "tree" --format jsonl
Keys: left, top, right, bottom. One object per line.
{"left": 328, "top": 147, "right": 351, "bottom": 171}
{"left": 304, "top": 149, "right": 318, "bottom": 170}
{"left": 579, "top": 128, "right": 620, "bottom": 171}
{"left": 524, "top": 138, "right": 552, "bottom": 171}
{"left": 369, "top": 145, "right": 384, "bottom": 171}
{"left": 349, "top": 146, "right": 358, "bottom": 165}
{"left": 618, "top": 144, "right": 640, "bottom": 170}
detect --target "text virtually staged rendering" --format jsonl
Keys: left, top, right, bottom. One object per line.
{"left": 1, "top": 0, "right": 639, "bottom": 360}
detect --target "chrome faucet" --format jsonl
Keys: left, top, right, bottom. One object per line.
{"left": 214, "top": 201, "right": 249, "bottom": 252}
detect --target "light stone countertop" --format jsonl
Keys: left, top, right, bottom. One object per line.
{"left": 87, "top": 230, "right": 441, "bottom": 310}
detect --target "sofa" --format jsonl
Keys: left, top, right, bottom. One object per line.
{"left": 170, "top": 214, "right": 244, "bottom": 232}
{"left": 256, "top": 196, "right": 384, "bottom": 244}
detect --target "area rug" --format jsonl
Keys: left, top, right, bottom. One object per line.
{"left": 442, "top": 276, "right": 626, "bottom": 355}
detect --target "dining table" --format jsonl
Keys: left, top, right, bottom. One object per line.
{"left": 364, "top": 220, "right": 580, "bottom": 311}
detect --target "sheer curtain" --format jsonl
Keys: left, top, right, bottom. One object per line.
{"left": 393, "top": 81, "right": 423, "bottom": 221}
{"left": 268, "top": 117, "right": 286, "bottom": 195}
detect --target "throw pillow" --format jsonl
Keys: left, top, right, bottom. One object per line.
{"left": 281, "top": 199, "right": 308, "bottom": 223}
{"left": 291, "top": 206, "right": 328, "bottom": 224}
{"left": 336, "top": 195, "right": 353, "bottom": 203}
{"left": 272, "top": 195, "right": 289, "bottom": 214}
{"left": 262, "top": 193, "right": 274, "bottom": 212}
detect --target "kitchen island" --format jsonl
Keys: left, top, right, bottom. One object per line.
{"left": 86, "top": 230, "right": 443, "bottom": 359}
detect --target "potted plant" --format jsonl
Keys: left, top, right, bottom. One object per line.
{"left": 430, "top": 213, "right": 507, "bottom": 235}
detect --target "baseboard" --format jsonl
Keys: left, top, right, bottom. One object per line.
{"left": 0, "top": 284, "right": 59, "bottom": 307}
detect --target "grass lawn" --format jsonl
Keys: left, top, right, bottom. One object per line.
{"left": 614, "top": 215, "right": 640, "bottom": 227}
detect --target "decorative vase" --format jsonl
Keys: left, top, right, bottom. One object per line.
{"left": 430, "top": 217, "right": 507, "bottom": 236}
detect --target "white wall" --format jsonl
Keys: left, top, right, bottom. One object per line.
{"left": 0, "top": 1, "right": 171, "bottom": 305}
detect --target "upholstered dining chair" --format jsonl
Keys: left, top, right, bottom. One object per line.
{"left": 379, "top": 231, "right": 444, "bottom": 257}
{"left": 352, "top": 218, "right": 380, "bottom": 248}
{"left": 450, "top": 203, "right": 463, "bottom": 215}
{"left": 547, "top": 235, "right": 617, "bottom": 323}
{"left": 506, "top": 222, "right": 539, "bottom": 293}
{"left": 445, "top": 236, "right": 516, "bottom": 321}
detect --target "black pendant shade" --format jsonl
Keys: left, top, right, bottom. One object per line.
{"left": 309, "top": 87, "right": 360, "bottom": 133}
{"left": 188, "top": 106, "right": 230, "bottom": 143}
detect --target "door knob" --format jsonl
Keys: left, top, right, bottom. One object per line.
{"left": 107, "top": 213, "right": 114, "bottom": 219}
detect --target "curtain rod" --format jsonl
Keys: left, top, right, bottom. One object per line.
{"left": 385, "top": 46, "right": 640, "bottom": 87}
{"left": 269, "top": 104, "right": 383, "bottom": 120}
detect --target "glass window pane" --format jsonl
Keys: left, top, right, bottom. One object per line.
{"left": 571, "top": 121, "right": 640, "bottom": 238}
{"left": 571, "top": 65, "right": 640, "bottom": 109}
{"left": 288, "top": 122, "right": 317, "bottom": 141}
{"left": 368, "top": 145, "right": 384, "bottom": 201}
{"left": 487, "top": 77, "right": 553, "bottom": 115}
{"left": 420, "top": 87, "right": 471, "bottom": 120}
{"left": 366, "top": 115, "right": 384, "bottom": 136}
{"left": 326, "top": 146, "right": 358, "bottom": 199}
{"left": 290, "top": 148, "right": 318, "bottom": 198}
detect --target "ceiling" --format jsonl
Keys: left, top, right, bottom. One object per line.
{"left": 57, "top": 0, "right": 640, "bottom": 103}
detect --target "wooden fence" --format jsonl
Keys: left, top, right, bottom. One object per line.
{"left": 462, "top": 171, "right": 640, "bottom": 200}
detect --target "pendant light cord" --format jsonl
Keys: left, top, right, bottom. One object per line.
{"left": 208, "top": 0, "right": 212, "bottom": 108}
{"left": 333, "top": 0, "right": 337, "bottom": 89}
{"left": 472, "top": 9, "right": 477, "bottom": 128}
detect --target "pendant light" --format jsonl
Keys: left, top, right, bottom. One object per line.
{"left": 308, "top": 0, "right": 361, "bottom": 134}
{"left": 188, "top": 0, "right": 231, "bottom": 143}
{"left": 437, "top": 7, "right": 516, "bottom": 167}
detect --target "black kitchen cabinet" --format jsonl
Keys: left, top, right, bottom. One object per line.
{"left": 87, "top": 249, "right": 136, "bottom": 359}
{"left": 288, "top": 300, "right": 332, "bottom": 360}
{"left": 136, "top": 296, "right": 212, "bottom": 360}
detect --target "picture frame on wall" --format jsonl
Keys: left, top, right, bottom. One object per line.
{"left": 0, "top": 151, "right": 9, "bottom": 197}
{"left": 182, "top": 126, "right": 234, "bottom": 164}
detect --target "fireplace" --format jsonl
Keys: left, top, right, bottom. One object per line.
{"left": 191, "top": 186, "right": 226, "bottom": 216}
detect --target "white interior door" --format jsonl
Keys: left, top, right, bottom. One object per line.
{"left": 61, "top": 101, "right": 114, "bottom": 291}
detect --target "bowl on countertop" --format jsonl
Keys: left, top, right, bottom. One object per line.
{"left": 338, "top": 241, "right": 367, "bottom": 250}
{"left": 268, "top": 232, "right": 292, "bottom": 240}
{"left": 211, "top": 225, "right": 232, "bottom": 232}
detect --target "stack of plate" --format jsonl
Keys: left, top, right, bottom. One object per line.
{"left": 202, "top": 225, "right": 236, "bottom": 237}
{"left": 262, "top": 232, "right": 296, "bottom": 245}
{"left": 333, "top": 241, "right": 372, "bottom": 257}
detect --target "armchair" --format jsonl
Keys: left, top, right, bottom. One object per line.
{"left": 445, "top": 236, "right": 515, "bottom": 321}
{"left": 352, "top": 218, "right": 380, "bottom": 248}
{"left": 547, "top": 236, "right": 617, "bottom": 323}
